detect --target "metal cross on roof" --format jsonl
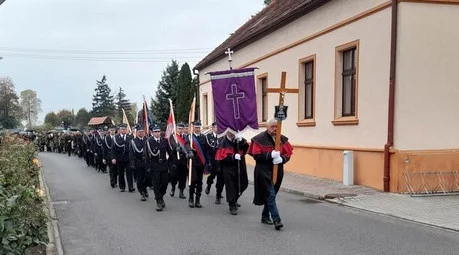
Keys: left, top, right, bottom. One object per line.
{"left": 225, "top": 48, "right": 234, "bottom": 69}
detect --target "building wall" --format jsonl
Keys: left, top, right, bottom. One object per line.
{"left": 197, "top": 0, "right": 394, "bottom": 190}
{"left": 395, "top": 2, "right": 459, "bottom": 150}
{"left": 388, "top": 2, "right": 459, "bottom": 193}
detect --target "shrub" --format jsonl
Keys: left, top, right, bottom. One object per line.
{"left": 0, "top": 135, "right": 48, "bottom": 255}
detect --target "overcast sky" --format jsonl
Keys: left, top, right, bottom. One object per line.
{"left": 0, "top": 0, "right": 264, "bottom": 123}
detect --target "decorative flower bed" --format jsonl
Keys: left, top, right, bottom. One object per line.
{"left": 0, "top": 135, "right": 48, "bottom": 255}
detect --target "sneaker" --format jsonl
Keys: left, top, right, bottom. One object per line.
{"left": 274, "top": 220, "right": 283, "bottom": 231}
{"left": 261, "top": 218, "right": 273, "bottom": 225}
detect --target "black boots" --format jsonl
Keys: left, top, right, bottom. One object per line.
{"left": 170, "top": 186, "right": 175, "bottom": 197}
{"left": 195, "top": 196, "right": 202, "bottom": 208}
{"left": 205, "top": 185, "right": 211, "bottom": 195}
{"left": 179, "top": 189, "right": 186, "bottom": 199}
{"left": 215, "top": 196, "right": 221, "bottom": 204}
{"left": 140, "top": 193, "right": 146, "bottom": 201}
{"left": 156, "top": 198, "right": 165, "bottom": 211}
{"left": 188, "top": 196, "right": 195, "bottom": 208}
{"left": 156, "top": 201, "right": 162, "bottom": 211}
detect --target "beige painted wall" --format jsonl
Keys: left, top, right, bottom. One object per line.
{"left": 199, "top": 0, "right": 391, "bottom": 149}
{"left": 395, "top": 3, "right": 459, "bottom": 150}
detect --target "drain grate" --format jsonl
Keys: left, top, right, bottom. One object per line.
{"left": 324, "top": 194, "right": 357, "bottom": 199}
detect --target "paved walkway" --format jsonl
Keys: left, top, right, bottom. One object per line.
{"left": 247, "top": 167, "right": 459, "bottom": 231}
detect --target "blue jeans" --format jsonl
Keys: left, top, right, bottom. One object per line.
{"left": 261, "top": 184, "right": 281, "bottom": 222}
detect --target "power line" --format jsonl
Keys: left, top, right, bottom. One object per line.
{"left": 0, "top": 53, "right": 203, "bottom": 63}
{"left": 0, "top": 46, "right": 213, "bottom": 55}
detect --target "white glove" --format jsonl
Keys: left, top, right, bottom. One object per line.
{"left": 94, "top": 153, "right": 98, "bottom": 157}
{"left": 111, "top": 159, "right": 116, "bottom": 164}
{"left": 102, "top": 159, "right": 106, "bottom": 165}
{"left": 273, "top": 157, "right": 283, "bottom": 165}
{"left": 271, "top": 150, "right": 281, "bottom": 159}
{"left": 234, "top": 153, "right": 241, "bottom": 160}
{"left": 235, "top": 132, "right": 243, "bottom": 142}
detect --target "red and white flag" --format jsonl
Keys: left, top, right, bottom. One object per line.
{"left": 165, "top": 99, "right": 176, "bottom": 139}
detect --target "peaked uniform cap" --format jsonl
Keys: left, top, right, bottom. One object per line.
{"left": 193, "top": 120, "right": 202, "bottom": 127}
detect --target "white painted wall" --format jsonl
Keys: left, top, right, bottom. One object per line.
{"left": 395, "top": 3, "right": 459, "bottom": 150}
{"left": 198, "top": 0, "right": 392, "bottom": 149}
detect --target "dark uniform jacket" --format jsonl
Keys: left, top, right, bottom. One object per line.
{"left": 169, "top": 133, "right": 188, "bottom": 166}
{"left": 102, "top": 135, "right": 114, "bottom": 161}
{"left": 129, "top": 137, "right": 146, "bottom": 169}
{"left": 145, "top": 136, "right": 171, "bottom": 172}
{"left": 185, "top": 133, "right": 208, "bottom": 168}
{"left": 111, "top": 134, "right": 132, "bottom": 163}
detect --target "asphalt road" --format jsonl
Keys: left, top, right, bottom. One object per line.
{"left": 40, "top": 152, "right": 459, "bottom": 255}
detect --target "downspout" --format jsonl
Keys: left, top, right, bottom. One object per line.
{"left": 384, "top": 0, "right": 398, "bottom": 192}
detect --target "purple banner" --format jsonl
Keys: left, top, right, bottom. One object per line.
{"left": 210, "top": 68, "right": 258, "bottom": 135}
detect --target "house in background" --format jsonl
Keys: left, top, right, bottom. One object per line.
{"left": 194, "top": 0, "right": 459, "bottom": 192}
{"left": 87, "top": 116, "right": 113, "bottom": 129}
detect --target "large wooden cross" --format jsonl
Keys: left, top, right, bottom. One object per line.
{"left": 266, "top": 72, "right": 299, "bottom": 184}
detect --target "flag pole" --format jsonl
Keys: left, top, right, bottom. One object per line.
{"left": 226, "top": 47, "right": 241, "bottom": 195}
{"left": 169, "top": 99, "right": 180, "bottom": 160}
{"left": 142, "top": 95, "right": 150, "bottom": 136}
{"left": 121, "top": 108, "right": 132, "bottom": 134}
{"left": 188, "top": 96, "right": 196, "bottom": 186}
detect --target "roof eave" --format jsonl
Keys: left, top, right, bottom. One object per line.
{"left": 194, "top": 0, "right": 331, "bottom": 71}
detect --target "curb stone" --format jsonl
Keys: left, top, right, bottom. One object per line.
{"left": 248, "top": 180, "right": 324, "bottom": 200}
{"left": 39, "top": 166, "right": 64, "bottom": 255}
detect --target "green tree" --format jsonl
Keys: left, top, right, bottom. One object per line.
{"left": 91, "top": 75, "right": 115, "bottom": 117}
{"left": 151, "top": 60, "right": 180, "bottom": 123}
{"left": 57, "top": 109, "right": 75, "bottom": 129}
{"left": 0, "top": 76, "right": 21, "bottom": 129}
{"left": 19, "top": 89, "right": 42, "bottom": 129}
{"left": 44, "top": 112, "right": 60, "bottom": 127}
{"left": 176, "top": 63, "right": 195, "bottom": 123}
{"left": 129, "top": 102, "right": 138, "bottom": 125}
{"left": 75, "top": 108, "right": 91, "bottom": 129}
{"left": 115, "top": 87, "right": 132, "bottom": 124}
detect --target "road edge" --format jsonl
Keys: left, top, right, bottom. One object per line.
{"left": 39, "top": 165, "right": 64, "bottom": 255}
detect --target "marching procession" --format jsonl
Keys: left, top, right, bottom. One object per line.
{"left": 39, "top": 118, "right": 293, "bottom": 231}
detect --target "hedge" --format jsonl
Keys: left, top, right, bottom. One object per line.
{"left": 0, "top": 135, "right": 48, "bottom": 255}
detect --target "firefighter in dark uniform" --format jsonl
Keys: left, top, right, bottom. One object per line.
{"left": 168, "top": 122, "right": 188, "bottom": 199}
{"left": 65, "top": 133, "right": 73, "bottom": 157}
{"left": 83, "top": 130, "right": 92, "bottom": 166}
{"left": 129, "top": 125, "right": 148, "bottom": 201}
{"left": 205, "top": 122, "right": 225, "bottom": 204}
{"left": 89, "top": 128, "right": 97, "bottom": 168}
{"left": 94, "top": 129, "right": 106, "bottom": 173}
{"left": 103, "top": 126, "right": 117, "bottom": 188}
{"left": 185, "top": 120, "right": 209, "bottom": 208}
{"left": 145, "top": 125, "right": 171, "bottom": 211}
{"left": 111, "top": 123, "right": 135, "bottom": 192}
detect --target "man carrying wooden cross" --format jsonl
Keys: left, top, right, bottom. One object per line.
{"left": 248, "top": 71, "right": 295, "bottom": 231}
{"left": 248, "top": 119, "right": 293, "bottom": 230}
